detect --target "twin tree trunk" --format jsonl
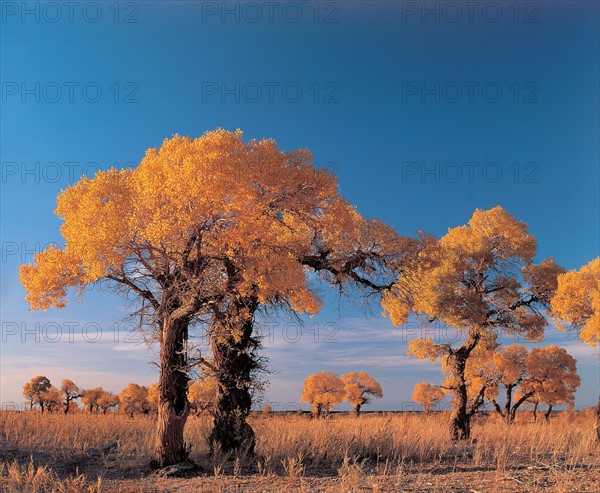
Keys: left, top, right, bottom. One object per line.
{"left": 154, "top": 299, "right": 260, "bottom": 467}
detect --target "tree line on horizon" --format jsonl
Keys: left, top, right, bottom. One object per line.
{"left": 21, "top": 376, "right": 220, "bottom": 417}
{"left": 18, "top": 129, "right": 599, "bottom": 469}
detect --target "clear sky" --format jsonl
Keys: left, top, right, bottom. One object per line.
{"left": 1, "top": 1, "right": 598, "bottom": 411}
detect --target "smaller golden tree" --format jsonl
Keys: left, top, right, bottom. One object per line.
{"left": 119, "top": 384, "right": 150, "bottom": 417}
{"left": 42, "top": 386, "right": 62, "bottom": 413}
{"left": 188, "top": 377, "right": 219, "bottom": 415}
{"left": 519, "top": 345, "right": 580, "bottom": 422}
{"left": 341, "top": 372, "right": 383, "bottom": 416}
{"left": 60, "top": 379, "right": 81, "bottom": 414}
{"left": 81, "top": 387, "right": 104, "bottom": 413}
{"left": 98, "top": 391, "right": 120, "bottom": 414}
{"left": 412, "top": 382, "right": 444, "bottom": 413}
{"left": 23, "top": 376, "right": 51, "bottom": 412}
{"left": 382, "top": 207, "right": 564, "bottom": 440}
{"left": 300, "top": 371, "right": 345, "bottom": 417}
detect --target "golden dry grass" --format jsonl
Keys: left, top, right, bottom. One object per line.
{"left": 0, "top": 410, "right": 598, "bottom": 492}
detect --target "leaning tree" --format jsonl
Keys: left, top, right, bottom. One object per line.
{"left": 20, "top": 129, "right": 416, "bottom": 467}
{"left": 380, "top": 206, "right": 565, "bottom": 440}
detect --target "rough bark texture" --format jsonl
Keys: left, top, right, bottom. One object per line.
{"left": 447, "top": 350, "right": 471, "bottom": 440}
{"left": 154, "top": 317, "right": 191, "bottom": 468}
{"left": 209, "top": 298, "right": 259, "bottom": 456}
{"left": 447, "top": 330, "right": 481, "bottom": 440}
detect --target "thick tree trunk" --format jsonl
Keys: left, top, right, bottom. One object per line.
{"left": 447, "top": 353, "right": 471, "bottom": 440}
{"left": 154, "top": 317, "right": 191, "bottom": 468}
{"left": 63, "top": 400, "right": 69, "bottom": 414}
{"left": 355, "top": 404, "right": 361, "bottom": 416}
{"left": 209, "top": 298, "right": 259, "bottom": 456}
{"left": 446, "top": 329, "right": 481, "bottom": 440}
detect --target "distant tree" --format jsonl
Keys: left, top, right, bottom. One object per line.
{"left": 519, "top": 345, "right": 580, "bottom": 422}
{"left": 412, "top": 382, "right": 444, "bottom": 413}
{"left": 119, "top": 383, "right": 149, "bottom": 417}
{"left": 43, "top": 386, "right": 62, "bottom": 413}
{"left": 300, "top": 371, "right": 345, "bottom": 417}
{"left": 23, "top": 376, "right": 51, "bottom": 412}
{"left": 188, "top": 377, "right": 219, "bottom": 415}
{"left": 98, "top": 391, "right": 120, "bottom": 414}
{"left": 81, "top": 387, "right": 104, "bottom": 413}
{"left": 551, "top": 257, "right": 600, "bottom": 346}
{"left": 341, "top": 372, "right": 383, "bottom": 416}
{"left": 382, "top": 207, "right": 564, "bottom": 440}
{"left": 551, "top": 257, "right": 599, "bottom": 438}
{"left": 60, "top": 379, "right": 81, "bottom": 414}
{"left": 147, "top": 384, "right": 159, "bottom": 414}
{"left": 262, "top": 405, "right": 273, "bottom": 416}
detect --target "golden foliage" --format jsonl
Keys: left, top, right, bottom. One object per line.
{"left": 520, "top": 345, "right": 581, "bottom": 409}
{"left": 341, "top": 372, "right": 383, "bottom": 412}
{"left": 19, "top": 129, "right": 407, "bottom": 327}
{"left": 411, "top": 382, "right": 444, "bottom": 412}
{"left": 118, "top": 383, "right": 149, "bottom": 416}
{"left": 551, "top": 257, "right": 600, "bottom": 347}
{"left": 80, "top": 387, "right": 105, "bottom": 413}
{"left": 188, "top": 376, "right": 219, "bottom": 414}
{"left": 383, "top": 206, "right": 561, "bottom": 340}
{"left": 493, "top": 344, "right": 528, "bottom": 388}
{"left": 407, "top": 337, "right": 449, "bottom": 362}
{"left": 300, "top": 371, "right": 345, "bottom": 415}
{"left": 22, "top": 376, "right": 52, "bottom": 409}
{"left": 97, "top": 391, "right": 120, "bottom": 414}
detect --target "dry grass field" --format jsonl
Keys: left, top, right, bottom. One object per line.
{"left": 1, "top": 410, "right": 599, "bottom": 492}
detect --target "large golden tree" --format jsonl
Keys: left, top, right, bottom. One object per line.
{"left": 20, "top": 129, "right": 411, "bottom": 467}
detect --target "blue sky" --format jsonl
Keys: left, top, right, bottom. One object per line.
{"left": 1, "top": 1, "right": 598, "bottom": 410}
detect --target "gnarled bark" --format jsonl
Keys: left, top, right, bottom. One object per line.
{"left": 447, "top": 331, "right": 481, "bottom": 440}
{"left": 209, "top": 297, "right": 259, "bottom": 456}
{"left": 154, "top": 316, "right": 191, "bottom": 468}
